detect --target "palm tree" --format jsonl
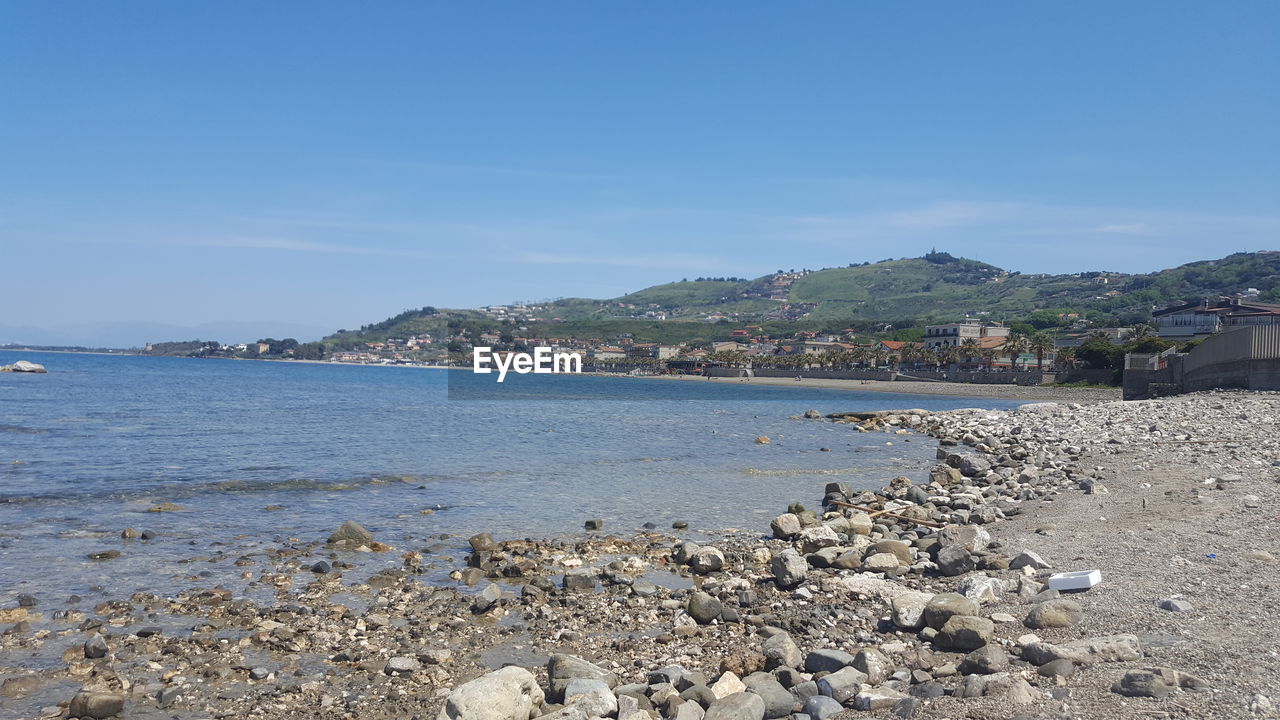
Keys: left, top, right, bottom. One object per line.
{"left": 1054, "top": 346, "right": 1076, "bottom": 370}
{"left": 1003, "top": 333, "right": 1031, "bottom": 370}
{"left": 1028, "top": 333, "right": 1055, "bottom": 370}
{"left": 959, "top": 338, "right": 981, "bottom": 369}
{"left": 1131, "top": 323, "right": 1155, "bottom": 340}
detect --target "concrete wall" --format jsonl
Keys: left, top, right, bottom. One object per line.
{"left": 705, "top": 367, "right": 1050, "bottom": 385}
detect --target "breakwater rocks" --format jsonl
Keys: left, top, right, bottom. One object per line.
{"left": 0, "top": 360, "right": 47, "bottom": 373}
{"left": 2, "top": 392, "right": 1278, "bottom": 719}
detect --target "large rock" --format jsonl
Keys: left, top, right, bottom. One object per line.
{"left": 770, "top": 514, "right": 801, "bottom": 539}
{"left": 802, "top": 695, "right": 844, "bottom": 720}
{"left": 69, "top": 691, "right": 125, "bottom": 719}
{"left": 83, "top": 633, "right": 109, "bottom": 659}
{"left": 1024, "top": 599, "right": 1083, "bottom": 629}
{"left": 846, "top": 512, "right": 873, "bottom": 536}
{"left": 936, "top": 525, "right": 990, "bottom": 552}
{"left": 798, "top": 526, "right": 840, "bottom": 553}
{"left": 955, "top": 673, "right": 1037, "bottom": 704}
{"left": 957, "top": 575, "right": 1007, "bottom": 605}
{"left": 562, "top": 568, "right": 597, "bottom": 593}
{"left": 548, "top": 654, "right": 619, "bottom": 697}
{"left": 761, "top": 632, "right": 803, "bottom": 669}
{"left": 709, "top": 671, "right": 746, "bottom": 699}
{"left": 1021, "top": 635, "right": 1142, "bottom": 666}
{"left": 937, "top": 616, "right": 994, "bottom": 651}
{"left": 688, "top": 591, "right": 723, "bottom": 625}
{"left": 853, "top": 687, "right": 908, "bottom": 711}
{"left": 852, "top": 648, "right": 891, "bottom": 684}
{"left": 891, "top": 591, "right": 933, "bottom": 630}
{"left": 958, "top": 645, "right": 1009, "bottom": 675}
{"left": 804, "top": 649, "right": 855, "bottom": 674}
{"left": 741, "top": 674, "right": 793, "bottom": 719}
{"left": 923, "top": 593, "right": 978, "bottom": 630}
{"left": 437, "top": 666, "right": 544, "bottom": 720}
{"left": 862, "top": 552, "right": 904, "bottom": 573}
{"left": 935, "top": 545, "right": 975, "bottom": 576}
{"left": 771, "top": 549, "right": 808, "bottom": 589}
{"left": 703, "top": 692, "right": 765, "bottom": 720}
{"left": 691, "top": 547, "right": 726, "bottom": 574}
{"left": 327, "top": 520, "right": 373, "bottom": 545}
{"left": 5, "top": 361, "right": 47, "bottom": 373}
{"left": 868, "top": 540, "right": 912, "bottom": 565}
{"left": 815, "top": 666, "right": 867, "bottom": 704}
{"left": 1112, "top": 668, "right": 1209, "bottom": 698}
{"left": 563, "top": 678, "right": 617, "bottom": 718}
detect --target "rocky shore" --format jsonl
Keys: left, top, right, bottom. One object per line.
{"left": 2, "top": 392, "right": 1278, "bottom": 719}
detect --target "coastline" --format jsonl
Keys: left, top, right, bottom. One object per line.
{"left": 594, "top": 371, "right": 1121, "bottom": 404}
{"left": 5, "top": 392, "right": 1274, "bottom": 718}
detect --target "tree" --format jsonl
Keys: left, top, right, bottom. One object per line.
{"left": 1003, "top": 334, "right": 1031, "bottom": 369}
{"left": 1028, "top": 333, "right": 1055, "bottom": 370}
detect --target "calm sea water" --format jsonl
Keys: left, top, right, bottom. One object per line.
{"left": 0, "top": 351, "right": 1019, "bottom": 602}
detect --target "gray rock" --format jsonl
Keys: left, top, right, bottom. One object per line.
{"left": 563, "top": 678, "right": 618, "bottom": 718}
{"left": 386, "top": 656, "right": 421, "bottom": 675}
{"left": 472, "top": 583, "right": 502, "bottom": 613}
{"left": 853, "top": 687, "right": 908, "bottom": 711}
{"left": 327, "top": 520, "right": 373, "bottom": 545}
{"left": 688, "top": 591, "right": 723, "bottom": 625}
{"left": 803, "top": 648, "right": 855, "bottom": 674}
{"left": 741, "top": 675, "right": 792, "bottom": 719}
{"left": 1021, "top": 635, "right": 1143, "bottom": 666}
{"left": 1158, "top": 597, "right": 1193, "bottom": 613}
{"left": 548, "top": 654, "right": 619, "bottom": 693}
{"left": 1036, "top": 659, "right": 1077, "bottom": 679}
{"left": 83, "top": 633, "right": 109, "bottom": 659}
{"left": 1112, "top": 667, "right": 1209, "bottom": 698}
{"left": 816, "top": 666, "right": 867, "bottom": 704}
{"left": 852, "top": 648, "right": 891, "bottom": 684}
{"left": 937, "top": 616, "right": 994, "bottom": 651}
{"left": 249, "top": 666, "right": 272, "bottom": 680}
{"left": 891, "top": 591, "right": 932, "bottom": 630}
{"left": 691, "top": 547, "right": 726, "bottom": 574}
{"left": 310, "top": 560, "right": 331, "bottom": 574}
{"left": 862, "top": 552, "right": 904, "bottom": 573}
{"left": 704, "top": 691, "right": 765, "bottom": 720}
{"left": 936, "top": 524, "right": 990, "bottom": 552}
{"left": 1024, "top": 599, "right": 1084, "bottom": 629}
{"left": 583, "top": 519, "right": 604, "bottom": 530}
{"left": 936, "top": 545, "right": 975, "bottom": 576}
{"left": 788, "top": 680, "right": 818, "bottom": 704}
{"left": 562, "top": 568, "right": 597, "bottom": 593}
{"left": 68, "top": 691, "right": 125, "bottom": 719}
{"left": 674, "top": 702, "right": 706, "bottom": 720}
{"left": 771, "top": 549, "right": 808, "bottom": 589}
{"left": 923, "top": 593, "right": 978, "bottom": 630}
{"left": 674, "top": 541, "right": 702, "bottom": 565}
{"left": 761, "top": 632, "right": 803, "bottom": 669}
{"left": 958, "top": 645, "right": 1008, "bottom": 675}
{"left": 681, "top": 685, "right": 717, "bottom": 709}
{"left": 1008, "top": 550, "right": 1050, "bottom": 570}
{"left": 469, "top": 533, "right": 498, "bottom": 551}
{"left": 892, "top": 697, "right": 921, "bottom": 718}
{"left": 797, "top": 526, "right": 840, "bottom": 554}
{"left": 771, "top": 514, "right": 802, "bottom": 539}
{"left": 801, "top": 695, "right": 843, "bottom": 720}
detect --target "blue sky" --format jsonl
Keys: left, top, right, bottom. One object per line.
{"left": 3, "top": 1, "right": 1277, "bottom": 343}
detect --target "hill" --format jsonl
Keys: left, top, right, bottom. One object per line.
{"left": 320, "top": 251, "right": 1280, "bottom": 351}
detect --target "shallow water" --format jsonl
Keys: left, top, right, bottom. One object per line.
{"left": 0, "top": 351, "right": 1020, "bottom": 603}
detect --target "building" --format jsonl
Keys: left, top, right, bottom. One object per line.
{"left": 627, "top": 343, "right": 680, "bottom": 360}
{"left": 922, "top": 320, "right": 1010, "bottom": 349}
{"left": 1153, "top": 298, "right": 1280, "bottom": 338}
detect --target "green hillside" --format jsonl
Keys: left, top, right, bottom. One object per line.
{"left": 322, "top": 251, "right": 1280, "bottom": 348}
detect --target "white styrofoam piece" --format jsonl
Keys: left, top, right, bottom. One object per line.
{"left": 1047, "top": 569, "right": 1102, "bottom": 591}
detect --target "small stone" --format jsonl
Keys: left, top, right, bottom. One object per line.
{"left": 691, "top": 547, "right": 726, "bottom": 574}
{"left": 15, "top": 594, "right": 36, "bottom": 608}
{"left": 120, "top": 528, "right": 139, "bottom": 539}
{"left": 69, "top": 691, "right": 125, "bottom": 719}
{"left": 853, "top": 686, "right": 908, "bottom": 711}
{"left": 708, "top": 671, "right": 746, "bottom": 699}
{"left": 327, "top": 520, "right": 373, "bottom": 545}
{"left": 761, "top": 632, "right": 803, "bottom": 669}
{"left": 1158, "top": 597, "right": 1193, "bottom": 613}
{"left": 816, "top": 666, "right": 868, "bottom": 704}
{"left": 310, "top": 560, "right": 331, "bottom": 574}
{"left": 249, "top": 666, "right": 272, "bottom": 680}
{"left": 771, "top": 549, "right": 808, "bottom": 589}
{"left": 1009, "top": 550, "right": 1051, "bottom": 570}
{"left": 83, "top": 633, "right": 109, "bottom": 659}
{"left": 936, "top": 545, "right": 975, "bottom": 576}
{"left": 755, "top": 436, "right": 771, "bottom": 444}
{"left": 688, "top": 592, "right": 723, "bottom": 625}
{"left": 87, "top": 550, "right": 120, "bottom": 561}
{"left": 385, "top": 656, "right": 421, "bottom": 675}
{"left": 584, "top": 518, "right": 604, "bottom": 531}
{"left": 802, "top": 695, "right": 843, "bottom": 720}
{"left": 770, "top": 514, "right": 801, "bottom": 539}
{"left": 468, "top": 533, "right": 497, "bottom": 551}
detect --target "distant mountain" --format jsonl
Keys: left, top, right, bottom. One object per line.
{"left": 331, "top": 251, "right": 1280, "bottom": 347}
{"left": 0, "top": 320, "right": 332, "bottom": 349}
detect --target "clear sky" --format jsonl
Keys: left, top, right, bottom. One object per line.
{"left": 3, "top": 1, "right": 1277, "bottom": 342}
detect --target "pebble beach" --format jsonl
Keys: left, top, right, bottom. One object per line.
{"left": 2, "top": 391, "right": 1278, "bottom": 720}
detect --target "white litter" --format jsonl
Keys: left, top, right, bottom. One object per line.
{"left": 1047, "top": 569, "right": 1102, "bottom": 591}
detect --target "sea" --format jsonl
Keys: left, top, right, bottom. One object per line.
{"left": 0, "top": 350, "right": 1021, "bottom": 604}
